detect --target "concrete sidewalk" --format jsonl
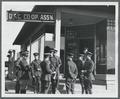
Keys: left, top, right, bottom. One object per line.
{"left": 5, "top": 78, "right": 116, "bottom": 95}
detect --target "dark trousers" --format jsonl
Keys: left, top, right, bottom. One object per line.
{"left": 41, "top": 80, "right": 51, "bottom": 94}
{"left": 51, "top": 77, "right": 59, "bottom": 94}
{"left": 66, "top": 78, "right": 75, "bottom": 94}
{"left": 79, "top": 77, "right": 85, "bottom": 94}
{"left": 15, "top": 81, "right": 20, "bottom": 93}
{"left": 15, "top": 80, "right": 27, "bottom": 94}
{"left": 19, "top": 79, "right": 28, "bottom": 94}
{"left": 84, "top": 78, "right": 92, "bottom": 94}
{"left": 33, "top": 76, "right": 41, "bottom": 93}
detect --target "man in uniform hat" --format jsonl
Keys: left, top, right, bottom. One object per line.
{"left": 14, "top": 51, "right": 23, "bottom": 93}
{"left": 77, "top": 54, "right": 86, "bottom": 94}
{"left": 31, "top": 52, "right": 42, "bottom": 93}
{"left": 14, "top": 50, "right": 30, "bottom": 94}
{"left": 65, "top": 53, "right": 78, "bottom": 94}
{"left": 49, "top": 48, "right": 62, "bottom": 94}
{"left": 7, "top": 50, "right": 14, "bottom": 80}
{"left": 41, "top": 53, "right": 53, "bottom": 94}
{"left": 83, "top": 51, "right": 95, "bottom": 94}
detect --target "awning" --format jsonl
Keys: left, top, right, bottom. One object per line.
{"left": 13, "top": 6, "right": 56, "bottom": 45}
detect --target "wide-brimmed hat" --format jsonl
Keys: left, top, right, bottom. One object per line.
{"left": 33, "top": 52, "right": 39, "bottom": 56}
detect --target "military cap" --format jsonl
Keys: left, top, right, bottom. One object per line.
{"left": 50, "top": 48, "right": 58, "bottom": 53}
{"left": 50, "top": 48, "right": 55, "bottom": 52}
{"left": 8, "top": 50, "right": 12, "bottom": 53}
{"left": 67, "top": 52, "right": 74, "bottom": 57}
{"left": 21, "top": 50, "right": 29, "bottom": 56}
{"left": 79, "top": 54, "right": 84, "bottom": 57}
{"left": 7, "top": 54, "right": 11, "bottom": 57}
{"left": 24, "top": 50, "right": 29, "bottom": 53}
{"left": 86, "top": 51, "right": 93, "bottom": 55}
{"left": 33, "top": 52, "right": 39, "bottom": 56}
{"left": 84, "top": 47, "right": 88, "bottom": 50}
{"left": 44, "top": 53, "right": 51, "bottom": 57}
{"left": 54, "top": 49, "right": 58, "bottom": 53}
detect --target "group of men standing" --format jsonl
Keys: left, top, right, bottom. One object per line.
{"left": 14, "top": 48, "right": 61, "bottom": 94}
{"left": 14, "top": 47, "right": 95, "bottom": 94}
{"left": 65, "top": 48, "right": 95, "bottom": 94}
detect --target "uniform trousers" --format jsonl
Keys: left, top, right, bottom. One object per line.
{"left": 66, "top": 78, "right": 75, "bottom": 94}
{"left": 41, "top": 80, "right": 51, "bottom": 94}
{"left": 51, "top": 76, "right": 59, "bottom": 94}
{"left": 33, "top": 76, "right": 41, "bottom": 93}
{"left": 84, "top": 78, "right": 92, "bottom": 94}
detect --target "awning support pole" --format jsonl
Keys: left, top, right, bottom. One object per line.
{"left": 55, "top": 8, "right": 61, "bottom": 57}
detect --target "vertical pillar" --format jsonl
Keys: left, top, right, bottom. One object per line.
{"left": 38, "top": 38, "right": 41, "bottom": 60}
{"left": 55, "top": 8, "right": 61, "bottom": 57}
{"left": 40, "top": 34, "right": 45, "bottom": 61}
{"left": 94, "top": 26, "right": 97, "bottom": 75}
{"left": 29, "top": 39, "right": 32, "bottom": 63}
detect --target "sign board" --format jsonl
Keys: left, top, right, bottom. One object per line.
{"left": 7, "top": 10, "right": 55, "bottom": 22}
{"left": 45, "top": 33, "right": 54, "bottom": 41}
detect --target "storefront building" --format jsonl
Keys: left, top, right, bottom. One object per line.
{"left": 13, "top": 5, "right": 115, "bottom": 79}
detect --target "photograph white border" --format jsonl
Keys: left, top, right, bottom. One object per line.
{"left": 1, "top": 1, "right": 119, "bottom": 98}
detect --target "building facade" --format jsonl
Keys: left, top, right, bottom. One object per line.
{"left": 13, "top": 6, "right": 115, "bottom": 76}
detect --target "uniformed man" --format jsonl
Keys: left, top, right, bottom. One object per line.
{"left": 83, "top": 51, "right": 95, "bottom": 94}
{"left": 14, "top": 51, "right": 22, "bottom": 93}
{"left": 14, "top": 50, "right": 30, "bottom": 94}
{"left": 65, "top": 53, "right": 78, "bottom": 94}
{"left": 41, "top": 53, "right": 53, "bottom": 94}
{"left": 31, "top": 52, "right": 42, "bottom": 93}
{"left": 7, "top": 50, "right": 14, "bottom": 80}
{"left": 77, "top": 54, "right": 85, "bottom": 94}
{"left": 49, "top": 48, "right": 62, "bottom": 94}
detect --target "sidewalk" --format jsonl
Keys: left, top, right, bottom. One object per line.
{"left": 5, "top": 78, "right": 116, "bottom": 95}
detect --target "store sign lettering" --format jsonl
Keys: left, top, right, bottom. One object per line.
{"left": 7, "top": 10, "right": 55, "bottom": 22}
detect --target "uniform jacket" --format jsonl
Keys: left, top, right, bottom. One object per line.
{"left": 84, "top": 58, "right": 95, "bottom": 81}
{"left": 41, "top": 60, "right": 52, "bottom": 81}
{"left": 15, "top": 57, "right": 30, "bottom": 80}
{"left": 50, "top": 55, "right": 62, "bottom": 77}
{"left": 65, "top": 59, "right": 78, "bottom": 79}
{"left": 77, "top": 59, "right": 84, "bottom": 76}
{"left": 31, "top": 59, "right": 42, "bottom": 77}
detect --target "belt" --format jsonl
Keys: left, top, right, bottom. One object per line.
{"left": 81, "top": 70, "right": 87, "bottom": 73}
{"left": 35, "top": 69, "right": 41, "bottom": 71}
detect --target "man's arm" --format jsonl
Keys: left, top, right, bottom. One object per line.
{"left": 46, "top": 61, "right": 52, "bottom": 74}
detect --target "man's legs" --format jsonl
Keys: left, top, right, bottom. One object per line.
{"left": 66, "top": 79, "right": 72, "bottom": 94}
{"left": 51, "top": 78, "right": 57, "bottom": 94}
{"left": 71, "top": 80, "right": 75, "bottom": 94}
{"left": 15, "top": 80, "right": 20, "bottom": 93}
